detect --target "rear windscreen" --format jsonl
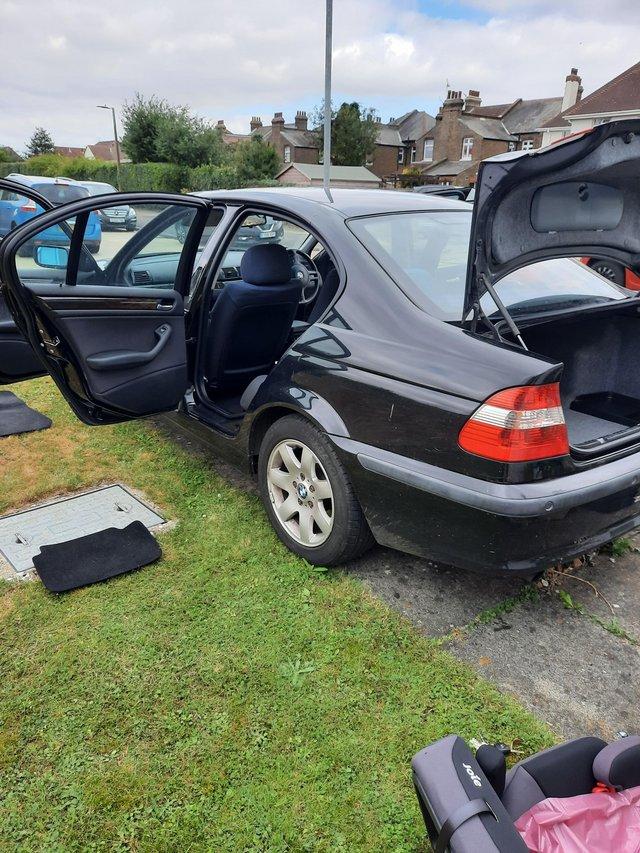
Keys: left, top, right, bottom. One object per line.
{"left": 32, "top": 184, "right": 89, "bottom": 205}
{"left": 349, "top": 210, "right": 628, "bottom": 319}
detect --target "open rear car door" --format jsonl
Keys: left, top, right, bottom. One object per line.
{"left": 0, "top": 177, "right": 53, "bottom": 384}
{"left": 464, "top": 118, "right": 640, "bottom": 321}
{"left": 0, "top": 192, "right": 214, "bottom": 424}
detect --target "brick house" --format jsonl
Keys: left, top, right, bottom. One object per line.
{"left": 368, "top": 110, "right": 436, "bottom": 179}
{"left": 541, "top": 62, "right": 640, "bottom": 147}
{"left": 422, "top": 70, "right": 581, "bottom": 186}
{"left": 247, "top": 109, "right": 435, "bottom": 179}
{"left": 53, "top": 145, "right": 85, "bottom": 158}
{"left": 252, "top": 112, "right": 319, "bottom": 165}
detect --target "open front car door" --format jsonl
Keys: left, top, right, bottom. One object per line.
{"left": 0, "top": 192, "right": 214, "bottom": 424}
{"left": 0, "top": 177, "right": 54, "bottom": 384}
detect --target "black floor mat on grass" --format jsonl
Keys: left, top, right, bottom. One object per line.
{"left": 33, "top": 520, "right": 161, "bottom": 592}
{"left": 0, "top": 391, "right": 51, "bottom": 437}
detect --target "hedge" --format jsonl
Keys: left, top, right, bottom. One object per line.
{"left": 0, "top": 156, "right": 278, "bottom": 193}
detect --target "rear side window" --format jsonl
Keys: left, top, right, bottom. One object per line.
{"left": 349, "top": 210, "right": 472, "bottom": 317}
{"left": 32, "top": 184, "right": 88, "bottom": 205}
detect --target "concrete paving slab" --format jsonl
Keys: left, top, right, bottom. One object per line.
{"left": 450, "top": 591, "right": 639, "bottom": 740}
{"left": 551, "top": 544, "right": 640, "bottom": 642}
{"left": 348, "top": 547, "right": 526, "bottom": 637}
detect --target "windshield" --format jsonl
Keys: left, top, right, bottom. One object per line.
{"left": 348, "top": 210, "right": 628, "bottom": 320}
{"left": 33, "top": 183, "right": 89, "bottom": 205}
{"left": 84, "top": 183, "right": 117, "bottom": 196}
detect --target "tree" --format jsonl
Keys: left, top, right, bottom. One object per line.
{"left": 314, "top": 101, "right": 379, "bottom": 166}
{"left": 234, "top": 135, "right": 280, "bottom": 183}
{"left": 25, "top": 127, "right": 54, "bottom": 157}
{"left": 122, "top": 94, "right": 227, "bottom": 167}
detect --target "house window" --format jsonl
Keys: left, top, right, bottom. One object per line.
{"left": 284, "top": 145, "right": 291, "bottom": 163}
{"left": 521, "top": 139, "right": 534, "bottom": 151}
{"left": 461, "top": 137, "right": 474, "bottom": 160}
{"left": 594, "top": 117, "right": 611, "bottom": 126}
{"left": 423, "top": 139, "right": 434, "bottom": 161}
{"left": 397, "top": 148, "right": 405, "bottom": 165}
{"left": 410, "top": 145, "right": 417, "bottom": 163}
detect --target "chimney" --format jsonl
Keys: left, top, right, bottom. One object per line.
{"left": 464, "top": 89, "right": 481, "bottom": 112}
{"left": 562, "top": 68, "right": 582, "bottom": 112}
{"left": 294, "top": 110, "right": 308, "bottom": 131}
{"left": 216, "top": 120, "right": 227, "bottom": 132}
{"left": 271, "top": 111, "right": 285, "bottom": 141}
{"left": 250, "top": 116, "right": 262, "bottom": 132}
{"left": 440, "top": 90, "right": 464, "bottom": 115}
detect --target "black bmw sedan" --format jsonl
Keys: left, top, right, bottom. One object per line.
{"left": 2, "top": 119, "right": 640, "bottom": 576}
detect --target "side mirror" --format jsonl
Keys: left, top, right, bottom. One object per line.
{"left": 34, "top": 245, "right": 69, "bottom": 269}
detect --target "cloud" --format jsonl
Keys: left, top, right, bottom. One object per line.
{"left": 0, "top": 0, "right": 637, "bottom": 151}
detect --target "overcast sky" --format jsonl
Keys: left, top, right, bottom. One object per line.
{"left": 2, "top": 0, "right": 639, "bottom": 152}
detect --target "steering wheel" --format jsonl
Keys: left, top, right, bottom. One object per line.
{"left": 289, "top": 250, "right": 322, "bottom": 304}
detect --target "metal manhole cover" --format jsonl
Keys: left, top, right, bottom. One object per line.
{"left": 0, "top": 485, "right": 165, "bottom": 575}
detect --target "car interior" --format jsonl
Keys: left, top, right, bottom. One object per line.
{"left": 17, "top": 202, "right": 341, "bottom": 427}
{"left": 195, "top": 211, "right": 340, "bottom": 422}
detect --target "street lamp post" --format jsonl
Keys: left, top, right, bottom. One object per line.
{"left": 97, "top": 104, "right": 122, "bottom": 190}
{"left": 323, "top": 0, "right": 333, "bottom": 202}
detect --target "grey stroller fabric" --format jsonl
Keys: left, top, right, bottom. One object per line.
{"left": 0, "top": 391, "right": 51, "bottom": 437}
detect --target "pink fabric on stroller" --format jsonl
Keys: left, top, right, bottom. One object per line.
{"left": 515, "top": 785, "right": 640, "bottom": 852}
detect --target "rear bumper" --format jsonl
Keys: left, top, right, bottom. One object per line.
{"left": 332, "top": 437, "right": 640, "bottom": 575}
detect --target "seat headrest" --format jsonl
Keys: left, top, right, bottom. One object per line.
{"left": 593, "top": 736, "right": 640, "bottom": 790}
{"left": 240, "top": 244, "right": 292, "bottom": 286}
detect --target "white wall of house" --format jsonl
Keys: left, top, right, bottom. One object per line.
{"left": 541, "top": 110, "right": 640, "bottom": 147}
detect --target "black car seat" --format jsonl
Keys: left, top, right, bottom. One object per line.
{"left": 203, "top": 243, "right": 301, "bottom": 393}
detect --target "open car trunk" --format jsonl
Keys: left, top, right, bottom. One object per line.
{"left": 515, "top": 303, "right": 640, "bottom": 456}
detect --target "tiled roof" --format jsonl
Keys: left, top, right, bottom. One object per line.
{"left": 459, "top": 116, "right": 517, "bottom": 142}
{"left": 54, "top": 146, "right": 85, "bottom": 158}
{"left": 562, "top": 61, "right": 640, "bottom": 117}
{"left": 375, "top": 125, "right": 403, "bottom": 146}
{"left": 391, "top": 110, "right": 436, "bottom": 142}
{"left": 423, "top": 159, "right": 475, "bottom": 177}
{"left": 254, "top": 126, "right": 319, "bottom": 148}
{"left": 501, "top": 97, "right": 563, "bottom": 133}
{"left": 277, "top": 163, "right": 381, "bottom": 183}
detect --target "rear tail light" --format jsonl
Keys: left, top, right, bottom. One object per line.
{"left": 459, "top": 383, "right": 569, "bottom": 462}
{"left": 19, "top": 200, "right": 37, "bottom": 212}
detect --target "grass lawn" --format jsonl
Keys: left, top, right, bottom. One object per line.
{"left": 0, "top": 379, "right": 553, "bottom": 852}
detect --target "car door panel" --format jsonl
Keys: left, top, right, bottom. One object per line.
{"left": 0, "top": 192, "right": 214, "bottom": 423}
{"left": 30, "top": 285, "right": 186, "bottom": 415}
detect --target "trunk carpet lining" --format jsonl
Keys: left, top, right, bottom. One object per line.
{"left": 33, "top": 520, "right": 161, "bottom": 593}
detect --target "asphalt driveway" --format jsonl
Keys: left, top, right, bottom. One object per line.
{"left": 161, "top": 412, "right": 639, "bottom": 742}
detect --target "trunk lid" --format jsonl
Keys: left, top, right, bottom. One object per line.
{"left": 464, "top": 119, "right": 640, "bottom": 319}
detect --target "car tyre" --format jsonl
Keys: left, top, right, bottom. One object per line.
{"left": 258, "top": 415, "right": 374, "bottom": 565}
{"left": 590, "top": 259, "right": 626, "bottom": 286}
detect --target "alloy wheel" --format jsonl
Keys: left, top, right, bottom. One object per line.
{"left": 266, "top": 439, "right": 334, "bottom": 547}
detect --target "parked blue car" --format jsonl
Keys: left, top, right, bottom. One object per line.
{"left": 0, "top": 174, "right": 101, "bottom": 255}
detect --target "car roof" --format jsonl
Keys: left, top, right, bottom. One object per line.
{"left": 4, "top": 173, "right": 83, "bottom": 186}
{"left": 195, "top": 187, "right": 471, "bottom": 217}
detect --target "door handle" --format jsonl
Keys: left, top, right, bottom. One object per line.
{"left": 86, "top": 324, "right": 173, "bottom": 371}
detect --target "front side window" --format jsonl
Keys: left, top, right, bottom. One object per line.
{"left": 423, "top": 139, "right": 434, "bottom": 161}
{"left": 15, "top": 202, "right": 217, "bottom": 292}
{"left": 461, "top": 137, "right": 474, "bottom": 160}
{"left": 218, "top": 212, "right": 310, "bottom": 282}
{"left": 348, "top": 211, "right": 628, "bottom": 320}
